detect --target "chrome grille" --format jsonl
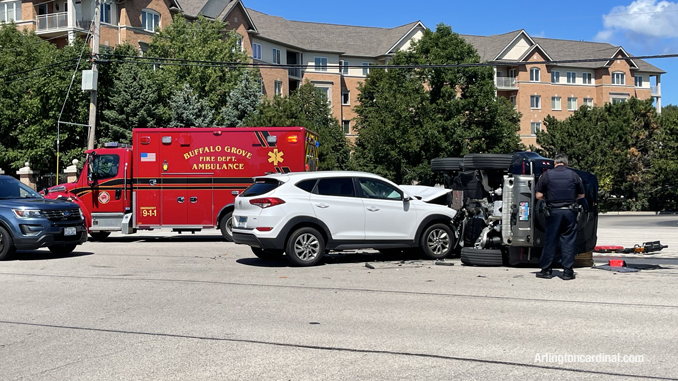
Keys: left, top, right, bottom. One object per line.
{"left": 41, "top": 209, "right": 81, "bottom": 221}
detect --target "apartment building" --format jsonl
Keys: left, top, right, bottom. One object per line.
{"left": 5, "top": 0, "right": 177, "bottom": 49}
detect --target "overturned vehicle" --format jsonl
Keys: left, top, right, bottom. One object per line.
{"left": 432, "top": 152, "right": 598, "bottom": 266}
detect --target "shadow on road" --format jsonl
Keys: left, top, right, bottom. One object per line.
{"left": 10, "top": 250, "right": 94, "bottom": 261}
{"left": 90, "top": 235, "right": 226, "bottom": 243}
{"left": 236, "top": 250, "right": 440, "bottom": 268}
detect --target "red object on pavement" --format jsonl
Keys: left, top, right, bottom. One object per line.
{"left": 608, "top": 260, "right": 627, "bottom": 267}
{"left": 594, "top": 245, "right": 625, "bottom": 253}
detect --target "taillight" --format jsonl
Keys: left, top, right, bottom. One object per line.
{"left": 249, "top": 197, "right": 286, "bottom": 208}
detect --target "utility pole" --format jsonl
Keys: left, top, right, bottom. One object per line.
{"left": 87, "top": 0, "right": 101, "bottom": 150}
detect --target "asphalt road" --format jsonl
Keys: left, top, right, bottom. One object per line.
{"left": 1, "top": 215, "right": 677, "bottom": 380}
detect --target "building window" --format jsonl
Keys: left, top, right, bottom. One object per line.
{"left": 551, "top": 96, "right": 561, "bottom": 110}
{"left": 582, "top": 73, "right": 592, "bottom": 85}
{"left": 530, "top": 95, "right": 541, "bottom": 109}
{"left": 635, "top": 75, "right": 643, "bottom": 87}
{"left": 531, "top": 122, "right": 542, "bottom": 135}
{"left": 0, "top": 1, "right": 21, "bottom": 22}
{"left": 509, "top": 95, "right": 516, "bottom": 107}
{"left": 342, "top": 91, "right": 350, "bottom": 105}
{"left": 342, "top": 120, "right": 351, "bottom": 135}
{"left": 362, "top": 62, "right": 371, "bottom": 76}
{"left": 567, "top": 97, "right": 577, "bottom": 111}
{"left": 551, "top": 71, "right": 560, "bottom": 83}
{"left": 274, "top": 81, "right": 283, "bottom": 96}
{"left": 508, "top": 69, "right": 516, "bottom": 78}
{"left": 567, "top": 72, "right": 576, "bottom": 84}
{"left": 583, "top": 98, "right": 593, "bottom": 107}
{"left": 530, "top": 68, "right": 540, "bottom": 82}
{"left": 314, "top": 57, "right": 328, "bottom": 72}
{"left": 252, "top": 43, "right": 261, "bottom": 60}
{"left": 141, "top": 10, "right": 160, "bottom": 33}
{"left": 611, "top": 97, "right": 626, "bottom": 104}
{"left": 101, "top": 3, "right": 112, "bottom": 24}
{"left": 612, "top": 72, "right": 625, "bottom": 85}
{"left": 314, "top": 85, "right": 331, "bottom": 105}
{"left": 273, "top": 49, "right": 281, "bottom": 64}
{"left": 340, "top": 60, "right": 349, "bottom": 75}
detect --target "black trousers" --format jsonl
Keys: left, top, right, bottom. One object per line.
{"left": 540, "top": 208, "right": 578, "bottom": 272}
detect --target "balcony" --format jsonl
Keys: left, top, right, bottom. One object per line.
{"left": 288, "top": 67, "right": 302, "bottom": 79}
{"left": 651, "top": 86, "right": 660, "bottom": 96}
{"left": 495, "top": 77, "right": 517, "bottom": 89}
{"left": 36, "top": 12, "right": 89, "bottom": 33}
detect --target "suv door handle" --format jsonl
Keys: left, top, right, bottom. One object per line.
{"left": 190, "top": 196, "right": 197, "bottom": 203}
{"left": 315, "top": 203, "right": 330, "bottom": 208}
{"left": 366, "top": 207, "right": 380, "bottom": 212}
{"left": 177, "top": 197, "right": 184, "bottom": 203}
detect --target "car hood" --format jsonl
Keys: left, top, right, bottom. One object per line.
{"left": 0, "top": 198, "right": 80, "bottom": 209}
{"left": 399, "top": 185, "right": 451, "bottom": 203}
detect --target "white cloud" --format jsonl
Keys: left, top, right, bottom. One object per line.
{"left": 597, "top": 0, "right": 678, "bottom": 39}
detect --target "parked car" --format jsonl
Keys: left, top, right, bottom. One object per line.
{"left": 232, "top": 171, "right": 457, "bottom": 266}
{"left": 0, "top": 175, "right": 87, "bottom": 260}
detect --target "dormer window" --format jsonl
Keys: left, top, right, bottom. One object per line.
{"left": 612, "top": 72, "right": 625, "bottom": 85}
{"left": 141, "top": 9, "right": 160, "bottom": 32}
{"left": 530, "top": 68, "right": 540, "bottom": 82}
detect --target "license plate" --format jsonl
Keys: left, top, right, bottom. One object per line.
{"left": 64, "top": 227, "right": 76, "bottom": 236}
{"left": 236, "top": 216, "right": 247, "bottom": 228}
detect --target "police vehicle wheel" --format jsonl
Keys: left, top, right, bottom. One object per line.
{"left": 48, "top": 244, "right": 77, "bottom": 256}
{"left": 0, "top": 226, "right": 16, "bottom": 261}
{"left": 89, "top": 232, "right": 111, "bottom": 241}
{"left": 431, "top": 157, "right": 464, "bottom": 172}
{"left": 463, "top": 154, "right": 513, "bottom": 170}
{"left": 421, "top": 224, "right": 455, "bottom": 259}
{"left": 286, "top": 227, "right": 325, "bottom": 267}
{"left": 460, "top": 247, "right": 504, "bottom": 266}
{"left": 220, "top": 212, "right": 234, "bottom": 242}
{"left": 251, "top": 247, "right": 284, "bottom": 260}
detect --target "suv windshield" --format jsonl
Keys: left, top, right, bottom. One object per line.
{"left": 241, "top": 179, "right": 281, "bottom": 197}
{"left": 0, "top": 177, "right": 42, "bottom": 199}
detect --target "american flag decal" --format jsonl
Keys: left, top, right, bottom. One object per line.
{"left": 141, "top": 152, "right": 156, "bottom": 162}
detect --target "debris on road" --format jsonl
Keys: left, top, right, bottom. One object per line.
{"left": 435, "top": 260, "right": 455, "bottom": 266}
{"left": 596, "top": 260, "right": 663, "bottom": 272}
{"left": 594, "top": 241, "right": 668, "bottom": 254}
{"left": 365, "top": 263, "right": 375, "bottom": 269}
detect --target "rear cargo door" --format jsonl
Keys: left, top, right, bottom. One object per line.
{"left": 186, "top": 174, "right": 213, "bottom": 226}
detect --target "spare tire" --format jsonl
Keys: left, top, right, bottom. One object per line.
{"left": 463, "top": 154, "right": 514, "bottom": 170}
{"left": 431, "top": 157, "right": 464, "bottom": 172}
{"left": 460, "top": 247, "right": 504, "bottom": 266}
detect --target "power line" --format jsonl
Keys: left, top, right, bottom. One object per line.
{"left": 0, "top": 58, "right": 81, "bottom": 80}
{"left": 2, "top": 60, "right": 82, "bottom": 85}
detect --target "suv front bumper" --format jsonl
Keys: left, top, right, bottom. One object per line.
{"left": 13, "top": 222, "right": 88, "bottom": 250}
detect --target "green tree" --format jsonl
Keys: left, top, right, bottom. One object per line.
{"left": 221, "top": 70, "right": 261, "bottom": 127}
{"left": 245, "top": 81, "right": 351, "bottom": 170}
{"left": 654, "top": 105, "right": 678, "bottom": 209}
{"left": 351, "top": 23, "right": 522, "bottom": 185}
{"left": 169, "top": 84, "right": 214, "bottom": 127}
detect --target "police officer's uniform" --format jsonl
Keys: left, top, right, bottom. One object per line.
{"left": 535, "top": 165, "right": 585, "bottom": 276}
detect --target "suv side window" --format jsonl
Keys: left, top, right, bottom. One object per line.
{"left": 357, "top": 178, "right": 402, "bottom": 200}
{"left": 92, "top": 154, "right": 120, "bottom": 180}
{"left": 295, "top": 179, "right": 317, "bottom": 193}
{"left": 315, "top": 177, "right": 355, "bottom": 197}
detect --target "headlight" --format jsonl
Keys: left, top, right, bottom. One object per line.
{"left": 12, "top": 209, "right": 43, "bottom": 218}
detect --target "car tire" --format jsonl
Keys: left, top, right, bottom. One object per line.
{"left": 0, "top": 226, "right": 16, "bottom": 261}
{"left": 220, "top": 212, "right": 233, "bottom": 242}
{"left": 431, "top": 157, "right": 464, "bottom": 172}
{"left": 421, "top": 223, "right": 455, "bottom": 259}
{"left": 251, "top": 247, "right": 284, "bottom": 260}
{"left": 460, "top": 247, "right": 504, "bottom": 266}
{"left": 48, "top": 244, "right": 78, "bottom": 256}
{"left": 89, "top": 232, "right": 111, "bottom": 241}
{"left": 285, "top": 227, "right": 325, "bottom": 267}
{"left": 463, "top": 154, "right": 513, "bottom": 170}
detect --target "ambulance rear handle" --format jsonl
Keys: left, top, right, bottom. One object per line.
{"left": 177, "top": 197, "right": 185, "bottom": 203}
{"left": 190, "top": 197, "right": 197, "bottom": 203}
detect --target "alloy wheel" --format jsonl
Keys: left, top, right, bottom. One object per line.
{"left": 426, "top": 229, "right": 451, "bottom": 256}
{"left": 294, "top": 233, "right": 320, "bottom": 261}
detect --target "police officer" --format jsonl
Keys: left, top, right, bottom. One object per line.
{"left": 535, "top": 153, "right": 585, "bottom": 280}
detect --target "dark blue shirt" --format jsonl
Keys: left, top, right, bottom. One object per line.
{"left": 535, "top": 165, "right": 585, "bottom": 208}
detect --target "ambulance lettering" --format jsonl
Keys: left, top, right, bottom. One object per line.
{"left": 183, "top": 145, "right": 253, "bottom": 171}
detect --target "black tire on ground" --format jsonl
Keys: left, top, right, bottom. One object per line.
{"left": 431, "top": 158, "right": 464, "bottom": 172}
{"left": 285, "top": 227, "right": 325, "bottom": 267}
{"left": 48, "top": 244, "right": 78, "bottom": 256}
{"left": 220, "top": 212, "right": 233, "bottom": 242}
{"left": 0, "top": 226, "right": 16, "bottom": 261}
{"left": 89, "top": 232, "right": 111, "bottom": 241}
{"left": 421, "top": 223, "right": 455, "bottom": 259}
{"left": 460, "top": 247, "right": 504, "bottom": 266}
{"left": 251, "top": 247, "right": 284, "bottom": 260}
{"left": 463, "top": 154, "right": 514, "bottom": 170}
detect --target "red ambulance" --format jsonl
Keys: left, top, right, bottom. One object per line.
{"left": 44, "top": 127, "right": 319, "bottom": 241}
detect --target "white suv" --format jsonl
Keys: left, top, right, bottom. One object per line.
{"left": 232, "top": 171, "right": 457, "bottom": 266}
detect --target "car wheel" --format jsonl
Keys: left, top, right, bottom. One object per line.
{"left": 48, "top": 244, "right": 78, "bottom": 256}
{"left": 460, "top": 247, "right": 504, "bottom": 266}
{"left": 0, "top": 226, "right": 16, "bottom": 261}
{"left": 220, "top": 212, "right": 233, "bottom": 242}
{"left": 463, "top": 154, "right": 513, "bottom": 170}
{"left": 286, "top": 227, "right": 325, "bottom": 266}
{"left": 251, "top": 247, "right": 284, "bottom": 260}
{"left": 431, "top": 157, "right": 464, "bottom": 172}
{"left": 89, "top": 232, "right": 111, "bottom": 241}
{"left": 421, "top": 223, "right": 455, "bottom": 259}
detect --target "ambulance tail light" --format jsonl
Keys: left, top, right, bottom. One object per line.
{"left": 287, "top": 135, "right": 298, "bottom": 143}
{"left": 249, "top": 197, "right": 286, "bottom": 208}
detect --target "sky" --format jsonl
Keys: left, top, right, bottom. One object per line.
{"left": 244, "top": 0, "right": 678, "bottom": 107}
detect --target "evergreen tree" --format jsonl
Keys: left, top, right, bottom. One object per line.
{"left": 221, "top": 70, "right": 261, "bottom": 127}
{"left": 169, "top": 84, "right": 214, "bottom": 127}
